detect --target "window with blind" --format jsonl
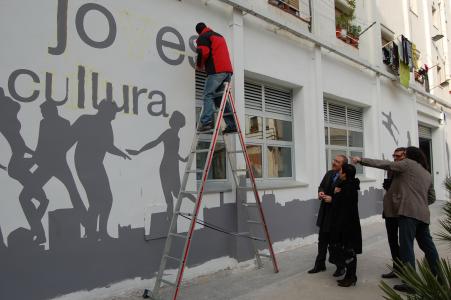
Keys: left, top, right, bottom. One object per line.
{"left": 245, "top": 79, "right": 294, "bottom": 179}
{"left": 195, "top": 71, "right": 227, "bottom": 181}
{"left": 268, "top": 0, "right": 300, "bottom": 17}
{"left": 324, "top": 100, "right": 364, "bottom": 174}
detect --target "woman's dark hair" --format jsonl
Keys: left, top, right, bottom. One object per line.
{"left": 341, "top": 163, "right": 356, "bottom": 180}
{"left": 406, "top": 146, "right": 430, "bottom": 172}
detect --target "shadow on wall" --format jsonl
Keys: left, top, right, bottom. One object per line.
{"left": 0, "top": 87, "right": 384, "bottom": 300}
{"left": 0, "top": 188, "right": 383, "bottom": 300}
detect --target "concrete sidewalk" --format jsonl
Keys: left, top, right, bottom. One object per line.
{"left": 115, "top": 201, "right": 450, "bottom": 300}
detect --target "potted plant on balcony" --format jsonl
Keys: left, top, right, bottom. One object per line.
{"left": 348, "top": 24, "right": 361, "bottom": 47}
{"left": 336, "top": 14, "right": 348, "bottom": 39}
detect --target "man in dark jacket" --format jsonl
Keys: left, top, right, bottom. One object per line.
{"left": 195, "top": 22, "right": 236, "bottom": 133}
{"left": 308, "top": 154, "right": 347, "bottom": 276}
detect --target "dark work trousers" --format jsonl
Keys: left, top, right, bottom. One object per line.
{"left": 385, "top": 217, "right": 400, "bottom": 268}
{"left": 398, "top": 216, "right": 439, "bottom": 275}
{"left": 315, "top": 231, "right": 330, "bottom": 266}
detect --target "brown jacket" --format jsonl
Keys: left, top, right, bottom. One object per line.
{"left": 360, "top": 158, "right": 435, "bottom": 224}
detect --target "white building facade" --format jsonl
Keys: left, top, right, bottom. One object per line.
{"left": 0, "top": 0, "right": 450, "bottom": 299}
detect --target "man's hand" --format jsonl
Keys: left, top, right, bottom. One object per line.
{"left": 323, "top": 195, "right": 332, "bottom": 203}
{"left": 334, "top": 187, "right": 341, "bottom": 194}
{"left": 352, "top": 156, "right": 362, "bottom": 165}
{"left": 195, "top": 65, "right": 205, "bottom": 72}
{"left": 318, "top": 192, "right": 325, "bottom": 200}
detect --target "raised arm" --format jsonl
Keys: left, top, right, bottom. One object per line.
{"left": 353, "top": 157, "right": 409, "bottom": 173}
{"left": 109, "top": 145, "right": 131, "bottom": 160}
{"left": 126, "top": 132, "right": 165, "bottom": 156}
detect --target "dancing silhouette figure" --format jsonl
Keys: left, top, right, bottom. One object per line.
{"left": 70, "top": 99, "right": 130, "bottom": 241}
{"left": 127, "top": 111, "right": 195, "bottom": 222}
{"left": 382, "top": 111, "right": 399, "bottom": 145}
{"left": 19, "top": 101, "right": 88, "bottom": 237}
{"left": 0, "top": 87, "right": 49, "bottom": 244}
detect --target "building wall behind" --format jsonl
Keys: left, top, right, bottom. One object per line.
{"left": 0, "top": 1, "right": 449, "bottom": 299}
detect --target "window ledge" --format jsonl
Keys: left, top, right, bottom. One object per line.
{"left": 356, "top": 175, "right": 377, "bottom": 183}
{"left": 239, "top": 179, "right": 309, "bottom": 191}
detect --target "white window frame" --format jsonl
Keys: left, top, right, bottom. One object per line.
{"left": 245, "top": 79, "right": 295, "bottom": 180}
{"left": 324, "top": 99, "right": 364, "bottom": 174}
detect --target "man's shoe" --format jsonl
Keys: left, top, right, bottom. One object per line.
{"left": 308, "top": 265, "right": 326, "bottom": 274}
{"left": 333, "top": 266, "right": 346, "bottom": 277}
{"left": 393, "top": 284, "right": 416, "bottom": 294}
{"left": 381, "top": 271, "right": 397, "bottom": 279}
{"left": 222, "top": 126, "right": 237, "bottom": 134}
{"left": 198, "top": 123, "right": 213, "bottom": 132}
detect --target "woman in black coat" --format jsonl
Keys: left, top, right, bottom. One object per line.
{"left": 330, "top": 163, "right": 362, "bottom": 287}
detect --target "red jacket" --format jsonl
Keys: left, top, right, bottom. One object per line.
{"left": 196, "top": 27, "right": 233, "bottom": 75}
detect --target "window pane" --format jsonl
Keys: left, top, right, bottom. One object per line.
{"left": 246, "top": 145, "right": 262, "bottom": 178}
{"left": 245, "top": 115, "right": 263, "bottom": 139}
{"left": 348, "top": 131, "right": 363, "bottom": 147}
{"left": 197, "top": 142, "right": 226, "bottom": 180}
{"left": 325, "top": 127, "right": 329, "bottom": 145}
{"left": 351, "top": 151, "right": 364, "bottom": 174}
{"left": 330, "top": 128, "right": 347, "bottom": 146}
{"left": 266, "top": 118, "right": 293, "bottom": 141}
{"left": 267, "top": 146, "right": 292, "bottom": 177}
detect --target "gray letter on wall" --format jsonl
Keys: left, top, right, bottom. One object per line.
{"left": 8, "top": 69, "right": 40, "bottom": 102}
{"left": 156, "top": 26, "right": 185, "bottom": 65}
{"left": 75, "top": 3, "right": 117, "bottom": 49}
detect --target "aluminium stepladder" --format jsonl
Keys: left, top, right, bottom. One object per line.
{"left": 143, "top": 81, "right": 279, "bottom": 300}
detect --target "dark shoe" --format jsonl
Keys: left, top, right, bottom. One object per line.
{"left": 381, "top": 271, "right": 397, "bottom": 279}
{"left": 393, "top": 284, "right": 416, "bottom": 294}
{"left": 308, "top": 264, "right": 326, "bottom": 274}
{"left": 337, "top": 277, "right": 357, "bottom": 287}
{"left": 198, "top": 123, "right": 213, "bottom": 132}
{"left": 333, "top": 266, "right": 346, "bottom": 277}
{"left": 222, "top": 126, "right": 237, "bottom": 134}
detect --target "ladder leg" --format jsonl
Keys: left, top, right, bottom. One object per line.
{"left": 226, "top": 89, "right": 280, "bottom": 273}
{"left": 171, "top": 83, "right": 232, "bottom": 300}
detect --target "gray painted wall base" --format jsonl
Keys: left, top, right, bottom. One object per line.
{"left": 0, "top": 188, "right": 382, "bottom": 300}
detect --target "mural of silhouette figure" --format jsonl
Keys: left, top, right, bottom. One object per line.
{"left": 18, "top": 101, "right": 88, "bottom": 241}
{"left": 0, "top": 87, "right": 49, "bottom": 243}
{"left": 69, "top": 99, "right": 131, "bottom": 241}
{"left": 126, "top": 111, "right": 195, "bottom": 222}
{"left": 382, "top": 111, "right": 400, "bottom": 145}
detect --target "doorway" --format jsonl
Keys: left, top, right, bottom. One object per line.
{"left": 418, "top": 125, "right": 433, "bottom": 175}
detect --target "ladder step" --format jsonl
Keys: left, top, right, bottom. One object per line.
{"left": 186, "top": 169, "right": 204, "bottom": 173}
{"left": 242, "top": 203, "right": 258, "bottom": 207}
{"left": 170, "top": 232, "right": 188, "bottom": 239}
{"left": 257, "top": 253, "right": 273, "bottom": 259}
{"left": 228, "top": 150, "right": 244, "bottom": 154}
{"left": 247, "top": 220, "right": 262, "bottom": 224}
{"left": 161, "top": 279, "right": 176, "bottom": 287}
{"left": 192, "top": 149, "right": 210, "bottom": 153}
{"left": 164, "top": 255, "right": 181, "bottom": 263}
{"left": 180, "top": 190, "right": 198, "bottom": 195}
{"left": 232, "top": 168, "right": 248, "bottom": 173}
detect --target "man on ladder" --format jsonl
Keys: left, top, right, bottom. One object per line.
{"left": 195, "top": 22, "right": 237, "bottom": 134}
{"left": 142, "top": 22, "right": 279, "bottom": 300}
